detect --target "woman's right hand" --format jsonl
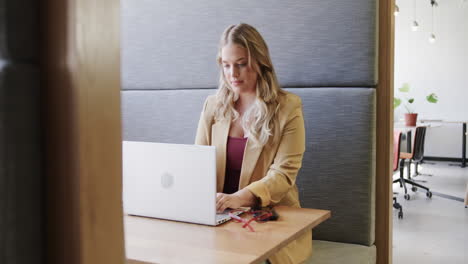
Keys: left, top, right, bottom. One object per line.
{"left": 216, "top": 189, "right": 256, "bottom": 213}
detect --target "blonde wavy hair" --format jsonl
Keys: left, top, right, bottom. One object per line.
{"left": 215, "top": 23, "right": 285, "bottom": 147}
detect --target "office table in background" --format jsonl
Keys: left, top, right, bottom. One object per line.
{"left": 125, "top": 206, "right": 331, "bottom": 264}
{"left": 420, "top": 120, "right": 467, "bottom": 168}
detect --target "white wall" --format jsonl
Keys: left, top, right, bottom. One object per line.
{"left": 394, "top": 0, "right": 468, "bottom": 158}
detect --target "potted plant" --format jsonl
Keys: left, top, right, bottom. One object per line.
{"left": 394, "top": 83, "right": 438, "bottom": 126}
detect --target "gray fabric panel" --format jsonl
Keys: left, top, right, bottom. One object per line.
{"left": 121, "top": 0, "right": 377, "bottom": 90}
{"left": 122, "top": 89, "right": 216, "bottom": 143}
{"left": 290, "top": 88, "right": 376, "bottom": 246}
{"left": 305, "top": 240, "right": 376, "bottom": 264}
{"left": 0, "top": 61, "right": 42, "bottom": 263}
{"left": 0, "top": 0, "right": 39, "bottom": 61}
{"left": 122, "top": 87, "right": 376, "bottom": 246}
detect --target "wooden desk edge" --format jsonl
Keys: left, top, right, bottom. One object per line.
{"left": 252, "top": 208, "right": 331, "bottom": 264}
{"left": 127, "top": 260, "right": 153, "bottom": 264}
{"left": 126, "top": 208, "right": 331, "bottom": 264}
{"left": 235, "top": 208, "right": 331, "bottom": 264}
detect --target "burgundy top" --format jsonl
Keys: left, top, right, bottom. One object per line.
{"left": 223, "top": 136, "right": 248, "bottom": 194}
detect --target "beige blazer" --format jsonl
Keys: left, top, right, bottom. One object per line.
{"left": 195, "top": 91, "right": 311, "bottom": 264}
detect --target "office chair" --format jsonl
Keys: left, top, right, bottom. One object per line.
{"left": 393, "top": 131, "right": 403, "bottom": 219}
{"left": 395, "top": 126, "right": 433, "bottom": 200}
{"left": 410, "top": 125, "right": 433, "bottom": 181}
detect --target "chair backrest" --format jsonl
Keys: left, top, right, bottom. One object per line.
{"left": 412, "top": 126, "right": 426, "bottom": 162}
{"left": 393, "top": 131, "right": 402, "bottom": 172}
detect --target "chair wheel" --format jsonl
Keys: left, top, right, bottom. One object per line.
{"left": 411, "top": 186, "right": 418, "bottom": 192}
{"left": 426, "top": 191, "right": 432, "bottom": 198}
{"left": 398, "top": 211, "right": 403, "bottom": 219}
{"left": 404, "top": 194, "right": 410, "bottom": 200}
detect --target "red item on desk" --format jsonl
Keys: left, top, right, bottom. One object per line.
{"left": 228, "top": 209, "right": 275, "bottom": 232}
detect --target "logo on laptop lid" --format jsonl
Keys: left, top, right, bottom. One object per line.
{"left": 161, "top": 172, "right": 174, "bottom": 189}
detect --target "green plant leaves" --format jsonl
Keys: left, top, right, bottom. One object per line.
{"left": 399, "top": 83, "right": 410, "bottom": 93}
{"left": 426, "top": 93, "right": 438, "bottom": 103}
{"left": 394, "top": 83, "right": 438, "bottom": 113}
{"left": 394, "top": 97, "right": 401, "bottom": 109}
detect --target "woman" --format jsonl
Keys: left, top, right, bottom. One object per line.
{"left": 195, "top": 23, "right": 310, "bottom": 264}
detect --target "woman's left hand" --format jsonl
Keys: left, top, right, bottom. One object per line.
{"left": 216, "top": 188, "right": 256, "bottom": 213}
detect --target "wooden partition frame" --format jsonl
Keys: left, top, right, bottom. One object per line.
{"left": 376, "top": 0, "right": 395, "bottom": 264}
{"left": 41, "top": 0, "right": 125, "bottom": 263}
{"left": 41, "top": 0, "right": 393, "bottom": 263}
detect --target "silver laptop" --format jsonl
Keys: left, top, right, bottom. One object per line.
{"left": 123, "top": 141, "right": 242, "bottom": 226}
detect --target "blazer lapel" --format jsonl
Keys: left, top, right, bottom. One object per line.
{"left": 238, "top": 138, "right": 263, "bottom": 189}
{"left": 212, "top": 117, "right": 231, "bottom": 192}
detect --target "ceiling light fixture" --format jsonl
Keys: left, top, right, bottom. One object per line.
{"left": 412, "top": 21, "right": 420, "bottom": 31}
{"left": 429, "top": 0, "right": 437, "bottom": 43}
{"left": 395, "top": 3, "right": 400, "bottom": 16}
{"left": 412, "top": 0, "right": 419, "bottom": 31}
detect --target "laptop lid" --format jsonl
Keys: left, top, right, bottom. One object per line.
{"left": 123, "top": 141, "right": 217, "bottom": 225}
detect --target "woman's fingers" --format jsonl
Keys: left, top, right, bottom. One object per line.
{"left": 216, "top": 193, "right": 224, "bottom": 203}
{"left": 216, "top": 193, "right": 228, "bottom": 213}
{"left": 217, "top": 199, "right": 228, "bottom": 213}
{"left": 216, "top": 193, "right": 245, "bottom": 213}
{"left": 218, "top": 202, "right": 227, "bottom": 213}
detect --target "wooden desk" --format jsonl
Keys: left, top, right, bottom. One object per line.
{"left": 125, "top": 206, "right": 331, "bottom": 264}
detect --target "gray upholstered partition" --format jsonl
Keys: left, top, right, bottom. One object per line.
{"left": 0, "top": 0, "right": 42, "bottom": 263}
{"left": 294, "top": 88, "right": 376, "bottom": 246}
{"left": 122, "top": 0, "right": 377, "bottom": 249}
{"left": 122, "top": 0, "right": 376, "bottom": 89}
{"left": 123, "top": 89, "right": 214, "bottom": 143}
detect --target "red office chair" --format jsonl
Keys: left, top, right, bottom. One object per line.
{"left": 395, "top": 127, "right": 433, "bottom": 200}
{"left": 393, "top": 131, "right": 403, "bottom": 219}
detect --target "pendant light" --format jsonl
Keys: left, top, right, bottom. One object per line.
{"left": 394, "top": 2, "right": 400, "bottom": 16}
{"left": 412, "top": 0, "right": 419, "bottom": 31}
{"left": 429, "top": 0, "right": 437, "bottom": 43}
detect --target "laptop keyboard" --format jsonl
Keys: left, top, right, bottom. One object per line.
{"left": 216, "top": 210, "right": 243, "bottom": 224}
